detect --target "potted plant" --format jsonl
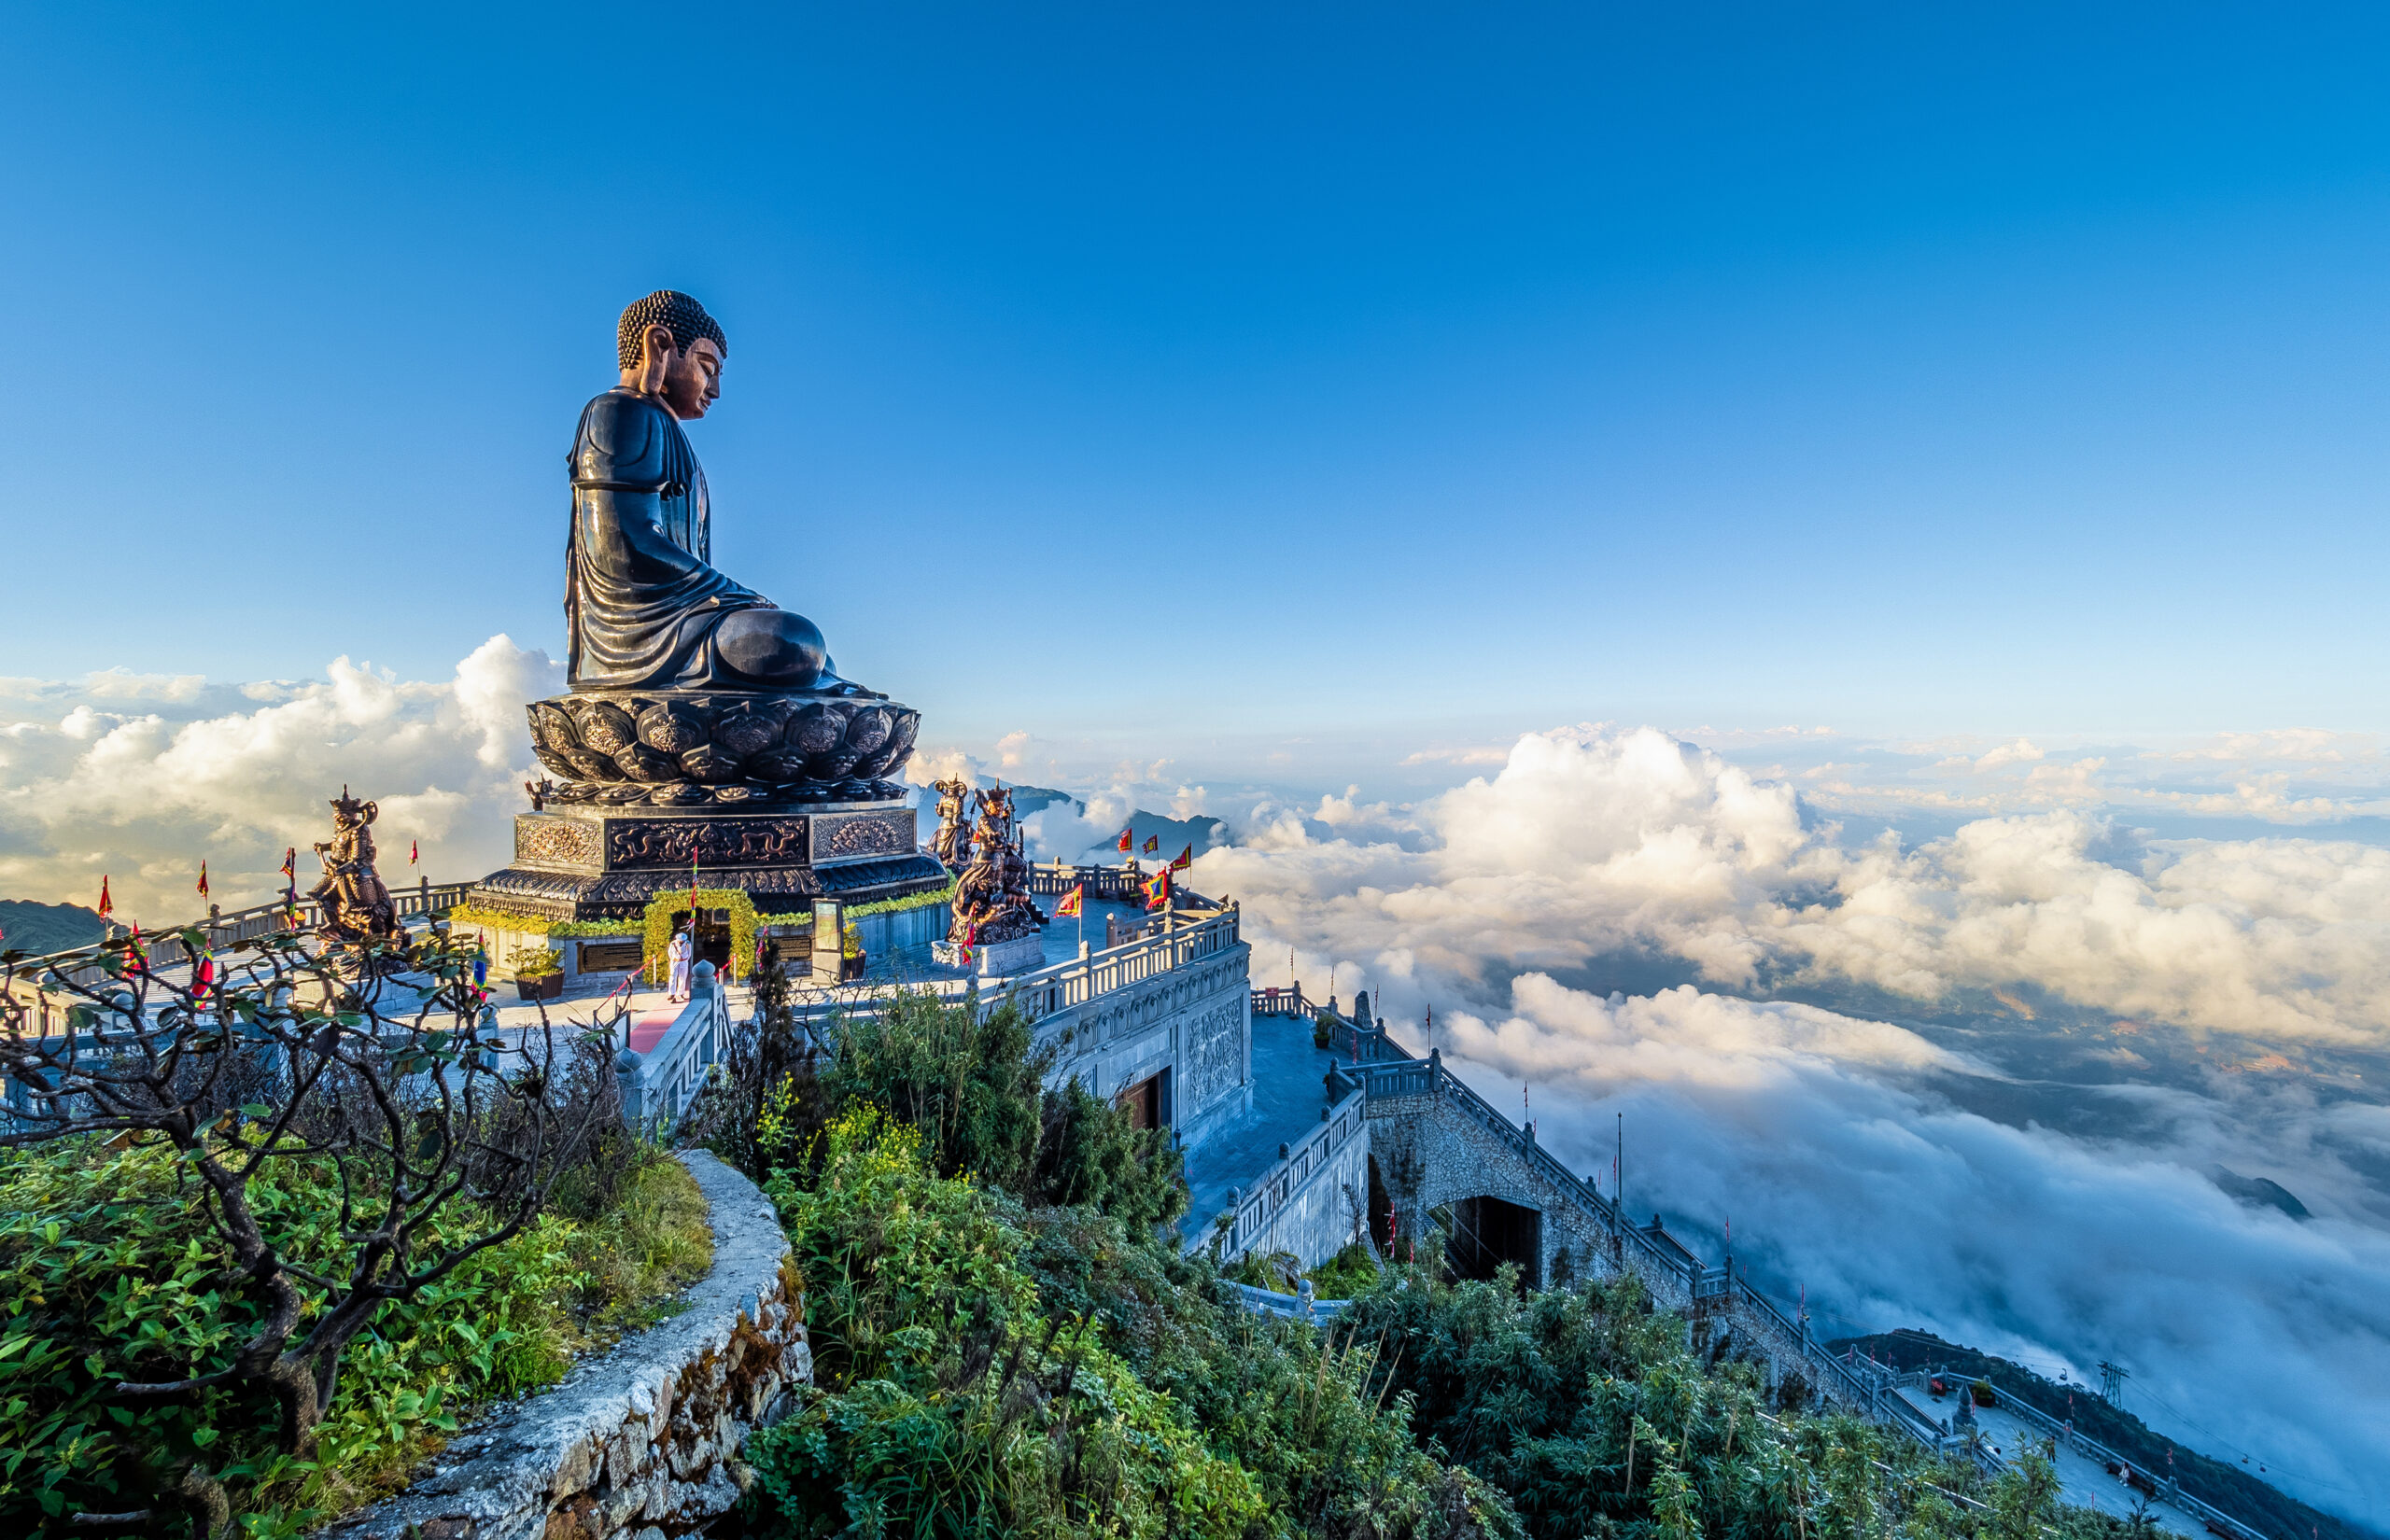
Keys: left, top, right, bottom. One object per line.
{"left": 511, "top": 945, "right": 565, "bottom": 1001}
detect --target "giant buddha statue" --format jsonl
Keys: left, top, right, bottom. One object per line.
{"left": 525, "top": 291, "right": 921, "bottom": 809}
{"left": 566, "top": 290, "right": 865, "bottom": 694}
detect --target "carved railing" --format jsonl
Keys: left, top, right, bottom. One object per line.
{"left": 1024, "top": 860, "right": 1153, "bottom": 900}
{"left": 3, "top": 879, "right": 476, "bottom": 1034}
{"left": 1227, "top": 1279, "right": 1353, "bottom": 1324}
{"left": 1202, "top": 1087, "right": 1367, "bottom": 1262}
{"left": 1960, "top": 1380, "right": 2263, "bottom": 1539}
{"left": 619, "top": 960, "right": 729, "bottom": 1132}
{"left": 1005, "top": 909, "right": 1242, "bottom": 1029}
{"left": 1248, "top": 983, "right": 1314, "bottom": 1018}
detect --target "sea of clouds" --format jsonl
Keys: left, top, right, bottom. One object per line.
{"left": 4, "top": 641, "right": 2386, "bottom": 1522}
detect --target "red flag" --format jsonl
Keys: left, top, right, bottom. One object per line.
{"left": 1116, "top": 830, "right": 1132, "bottom": 853}
{"left": 410, "top": 838, "right": 419, "bottom": 867}
{"left": 1142, "top": 834, "right": 1159, "bottom": 854}
{"left": 194, "top": 954, "right": 215, "bottom": 991}
{"left": 1053, "top": 884, "right": 1084, "bottom": 918}
{"left": 1170, "top": 845, "right": 1192, "bottom": 871}
{"left": 1143, "top": 866, "right": 1172, "bottom": 912}
{"left": 195, "top": 861, "right": 209, "bottom": 901}
{"left": 126, "top": 923, "right": 146, "bottom": 974}
{"left": 97, "top": 875, "right": 112, "bottom": 920}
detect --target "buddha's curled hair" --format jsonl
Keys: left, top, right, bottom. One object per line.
{"left": 616, "top": 289, "right": 728, "bottom": 368}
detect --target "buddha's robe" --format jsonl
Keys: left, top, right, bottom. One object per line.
{"left": 565, "top": 388, "right": 785, "bottom": 690}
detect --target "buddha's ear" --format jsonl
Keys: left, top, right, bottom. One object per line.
{"left": 634, "top": 324, "right": 676, "bottom": 395}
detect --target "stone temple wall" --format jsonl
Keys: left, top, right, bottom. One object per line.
{"left": 1238, "top": 1120, "right": 1373, "bottom": 1269}
{"left": 323, "top": 1151, "right": 808, "bottom": 1540}
{"left": 1033, "top": 941, "right": 1252, "bottom": 1143}
{"left": 1365, "top": 1088, "right": 1617, "bottom": 1291}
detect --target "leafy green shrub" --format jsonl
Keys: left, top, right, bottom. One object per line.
{"left": 508, "top": 945, "right": 563, "bottom": 979}
{"left": 548, "top": 1142, "right": 714, "bottom": 1335}
{"left": 0, "top": 1138, "right": 583, "bottom": 1536}
{"left": 720, "top": 996, "right": 1514, "bottom": 1539}
{"left": 744, "top": 1111, "right": 1270, "bottom": 1538}
{"left": 1337, "top": 1266, "right": 2048, "bottom": 1540}
{"left": 1305, "top": 1239, "right": 1385, "bottom": 1301}
{"left": 1, "top": 1133, "right": 713, "bottom": 1537}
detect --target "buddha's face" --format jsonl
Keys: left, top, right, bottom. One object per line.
{"left": 660, "top": 336, "right": 724, "bottom": 421}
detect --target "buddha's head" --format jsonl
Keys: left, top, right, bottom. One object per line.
{"left": 617, "top": 290, "right": 728, "bottom": 421}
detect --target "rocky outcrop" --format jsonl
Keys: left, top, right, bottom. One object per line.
{"left": 324, "top": 1151, "right": 808, "bottom": 1540}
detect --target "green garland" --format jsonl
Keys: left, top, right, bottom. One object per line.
{"left": 437, "top": 905, "right": 642, "bottom": 941}
{"left": 551, "top": 917, "right": 642, "bottom": 938}
{"left": 443, "top": 903, "right": 554, "bottom": 937}
{"left": 757, "top": 881, "right": 956, "bottom": 931}
{"left": 640, "top": 889, "right": 762, "bottom": 984}
{"left": 851, "top": 881, "right": 956, "bottom": 919}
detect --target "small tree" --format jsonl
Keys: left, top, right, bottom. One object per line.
{"left": 0, "top": 925, "right": 608, "bottom": 1532}
{"left": 681, "top": 939, "right": 826, "bottom": 1181}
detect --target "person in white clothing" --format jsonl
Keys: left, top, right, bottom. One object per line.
{"left": 666, "top": 923, "right": 695, "bottom": 1003}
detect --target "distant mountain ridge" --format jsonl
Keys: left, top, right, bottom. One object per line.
{"left": 0, "top": 900, "right": 106, "bottom": 956}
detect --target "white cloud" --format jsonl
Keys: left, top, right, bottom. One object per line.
{"left": 1205, "top": 725, "right": 2390, "bottom": 1049}
{"left": 1423, "top": 973, "right": 2390, "bottom": 1520}
{"left": 2168, "top": 729, "right": 2367, "bottom": 764}
{"left": 1974, "top": 737, "right": 2045, "bottom": 770}
{"left": 0, "top": 637, "right": 557, "bottom": 919}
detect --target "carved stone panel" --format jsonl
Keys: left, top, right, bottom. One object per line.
{"left": 606, "top": 818, "right": 810, "bottom": 870}
{"left": 1179, "top": 996, "right": 1246, "bottom": 1116}
{"left": 515, "top": 816, "right": 604, "bottom": 872}
{"left": 813, "top": 810, "right": 918, "bottom": 862}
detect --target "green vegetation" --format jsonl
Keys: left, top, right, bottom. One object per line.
{"left": 641, "top": 888, "right": 762, "bottom": 982}
{"left": 700, "top": 985, "right": 2147, "bottom": 1540}
{"left": 442, "top": 904, "right": 641, "bottom": 940}
{"left": 0, "top": 1135, "right": 710, "bottom": 1537}
{"left": 508, "top": 944, "right": 564, "bottom": 979}
{"left": 758, "top": 878, "right": 955, "bottom": 930}
{"left": 548, "top": 917, "right": 643, "bottom": 938}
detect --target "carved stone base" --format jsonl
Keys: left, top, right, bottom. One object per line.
{"left": 526, "top": 688, "right": 921, "bottom": 808}
{"left": 465, "top": 796, "right": 948, "bottom": 923}
{"left": 934, "top": 932, "right": 1047, "bottom": 977}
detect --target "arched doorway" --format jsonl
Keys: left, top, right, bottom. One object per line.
{"left": 1438, "top": 1195, "right": 1541, "bottom": 1289}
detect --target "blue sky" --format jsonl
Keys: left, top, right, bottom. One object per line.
{"left": 6, "top": 4, "right": 2390, "bottom": 743}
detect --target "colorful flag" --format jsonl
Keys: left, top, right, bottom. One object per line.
{"left": 193, "top": 954, "right": 215, "bottom": 995}
{"left": 126, "top": 923, "right": 147, "bottom": 974}
{"left": 195, "top": 861, "right": 209, "bottom": 901}
{"left": 1142, "top": 834, "right": 1159, "bottom": 854}
{"left": 97, "top": 876, "right": 112, "bottom": 920}
{"left": 280, "top": 847, "right": 296, "bottom": 883}
{"left": 1053, "top": 884, "right": 1084, "bottom": 918}
{"left": 410, "top": 839, "right": 419, "bottom": 867}
{"left": 1143, "top": 866, "right": 1172, "bottom": 912}
{"left": 1116, "top": 830, "right": 1132, "bottom": 853}
{"left": 689, "top": 849, "right": 700, "bottom": 912}
{"left": 1170, "top": 845, "right": 1192, "bottom": 871}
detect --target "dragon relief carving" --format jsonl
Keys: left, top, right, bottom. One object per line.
{"left": 606, "top": 818, "right": 808, "bottom": 870}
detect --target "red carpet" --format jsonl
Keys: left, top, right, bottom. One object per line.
{"left": 626, "top": 1009, "right": 682, "bottom": 1053}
